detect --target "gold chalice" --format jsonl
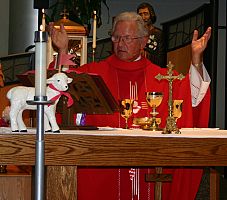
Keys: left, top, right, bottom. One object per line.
{"left": 119, "top": 99, "right": 134, "bottom": 129}
{"left": 145, "top": 92, "right": 163, "bottom": 131}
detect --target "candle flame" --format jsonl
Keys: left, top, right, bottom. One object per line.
{"left": 40, "top": 25, "right": 43, "bottom": 31}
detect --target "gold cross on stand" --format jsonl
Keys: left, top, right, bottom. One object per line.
{"left": 155, "top": 61, "right": 185, "bottom": 134}
{"left": 145, "top": 62, "right": 184, "bottom": 199}
{"left": 60, "top": 8, "right": 69, "bottom": 19}
{"left": 145, "top": 167, "right": 172, "bottom": 200}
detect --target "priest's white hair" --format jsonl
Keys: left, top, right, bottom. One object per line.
{"left": 112, "top": 11, "right": 149, "bottom": 37}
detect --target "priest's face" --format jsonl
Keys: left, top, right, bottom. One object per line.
{"left": 112, "top": 20, "right": 146, "bottom": 62}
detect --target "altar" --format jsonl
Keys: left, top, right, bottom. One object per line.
{"left": 0, "top": 127, "right": 226, "bottom": 199}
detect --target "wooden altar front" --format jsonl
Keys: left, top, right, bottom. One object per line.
{"left": 1, "top": 128, "right": 227, "bottom": 199}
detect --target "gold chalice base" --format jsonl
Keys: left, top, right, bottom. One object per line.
{"left": 133, "top": 117, "right": 162, "bottom": 131}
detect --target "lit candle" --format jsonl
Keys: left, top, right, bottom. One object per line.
{"left": 40, "top": 9, "right": 45, "bottom": 32}
{"left": 34, "top": 31, "right": 48, "bottom": 97}
{"left": 92, "top": 11, "right": 97, "bottom": 49}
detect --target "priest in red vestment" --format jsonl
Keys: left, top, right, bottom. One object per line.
{"left": 49, "top": 11, "right": 212, "bottom": 200}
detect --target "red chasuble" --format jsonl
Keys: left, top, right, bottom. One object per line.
{"left": 75, "top": 55, "right": 210, "bottom": 200}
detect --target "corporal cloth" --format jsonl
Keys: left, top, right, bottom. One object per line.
{"left": 75, "top": 54, "right": 210, "bottom": 200}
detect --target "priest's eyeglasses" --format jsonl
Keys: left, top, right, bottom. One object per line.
{"left": 111, "top": 35, "right": 142, "bottom": 43}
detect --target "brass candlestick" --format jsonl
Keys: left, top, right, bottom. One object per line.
{"left": 155, "top": 62, "right": 185, "bottom": 134}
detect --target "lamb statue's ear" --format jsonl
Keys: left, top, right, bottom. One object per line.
{"left": 67, "top": 78, "right": 73, "bottom": 83}
{"left": 46, "top": 77, "right": 54, "bottom": 84}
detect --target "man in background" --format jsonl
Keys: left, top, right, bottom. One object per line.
{"left": 137, "top": 2, "right": 166, "bottom": 67}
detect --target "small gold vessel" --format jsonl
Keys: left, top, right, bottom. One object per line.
{"left": 133, "top": 117, "right": 161, "bottom": 130}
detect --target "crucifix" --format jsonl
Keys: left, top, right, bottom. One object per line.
{"left": 145, "top": 62, "right": 185, "bottom": 200}
{"left": 155, "top": 61, "right": 185, "bottom": 134}
{"left": 145, "top": 167, "right": 172, "bottom": 200}
{"left": 60, "top": 8, "right": 69, "bottom": 19}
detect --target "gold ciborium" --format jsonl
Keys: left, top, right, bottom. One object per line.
{"left": 133, "top": 117, "right": 161, "bottom": 130}
{"left": 119, "top": 99, "right": 134, "bottom": 129}
{"left": 145, "top": 92, "right": 163, "bottom": 131}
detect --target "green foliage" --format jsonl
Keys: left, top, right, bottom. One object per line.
{"left": 48, "top": 0, "right": 109, "bottom": 32}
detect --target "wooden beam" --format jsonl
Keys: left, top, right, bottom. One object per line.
{"left": 46, "top": 166, "right": 77, "bottom": 200}
{"left": 1, "top": 130, "right": 227, "bottom": 166}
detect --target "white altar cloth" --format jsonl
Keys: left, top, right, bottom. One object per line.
{"left": 1, "top": 127, "right": 227, "bottom": 138}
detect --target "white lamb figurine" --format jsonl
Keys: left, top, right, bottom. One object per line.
{"left": 7, "top": 72, "right": 73, "bottom": 133}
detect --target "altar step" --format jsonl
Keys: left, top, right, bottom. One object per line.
{"left": 0, "top": 165, "right": 32, "bottom": 200}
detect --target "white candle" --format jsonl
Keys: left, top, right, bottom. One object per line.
{"left": 35, "top": 31, "right": 47, "bottom": 97}
{"left": 46, "top": 35, "right": 53, "bottom": 68}
{"left": 92, "top": 11, "right": 97, "bottom": 49}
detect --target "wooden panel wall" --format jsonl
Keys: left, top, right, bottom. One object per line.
{"left": 0, "top": 84, "right": 17, "bottom": 114}
{"left": 0, "top": 166, "right": 32, "bottom": 200}
{"left": 167, "top": 44, "right": 192, "bottom": 75}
